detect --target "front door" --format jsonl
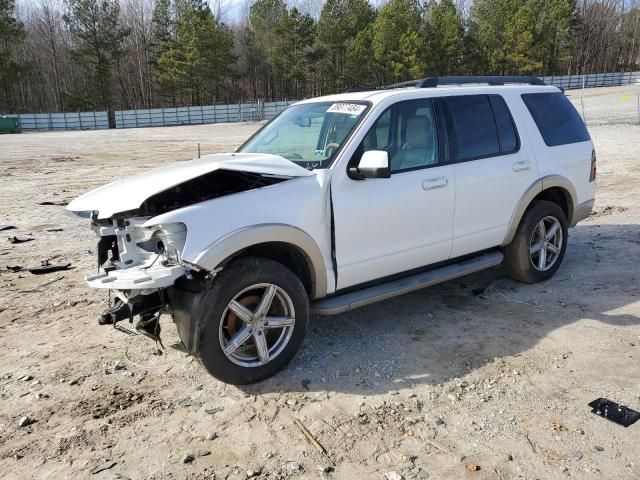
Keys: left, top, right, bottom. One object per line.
{"left": 331, "top": 98, "right": 455, "bottom": 290}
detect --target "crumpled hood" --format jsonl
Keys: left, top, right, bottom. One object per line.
{"left": 67, "top": 153, "right": 313, "bottom": 219}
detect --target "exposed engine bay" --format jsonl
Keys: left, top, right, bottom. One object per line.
{"left": 138, "top": 169, "right": 287, "bottom": 217}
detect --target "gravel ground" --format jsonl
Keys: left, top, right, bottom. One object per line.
{"left": 0, "top": 85, "right": 639, "bottom": 480}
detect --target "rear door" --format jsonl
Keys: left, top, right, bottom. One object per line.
{"left": 439, "top": 94, "right": 539, "bottom": 258}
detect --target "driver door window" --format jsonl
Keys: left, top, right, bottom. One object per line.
{"left": 360, "top": 99, "right": 439, "bottom": 173}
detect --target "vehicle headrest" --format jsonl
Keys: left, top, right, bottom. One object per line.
{"left": 405, "top": 116, "right": 432, "bottom": 148}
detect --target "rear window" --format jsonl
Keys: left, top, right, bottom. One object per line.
{"left": 521, "top": 92, "right": 590, "bottom": 146}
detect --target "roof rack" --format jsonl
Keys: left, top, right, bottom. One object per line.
{"left": 381, "top": 75, "right": 545, "bottom": 89}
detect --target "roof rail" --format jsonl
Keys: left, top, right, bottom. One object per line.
{"left": 344, "top": 86, "right": 376, "bottom": 93}
{"left": 381, "top": 75, "right": 545, "bottom": 89}
{"left": 381, "top": 79, "right": 423, "bottom": 89}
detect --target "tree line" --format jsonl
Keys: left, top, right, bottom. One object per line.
{"left": 1, "top": 0, "right": 639, "bottom": 113}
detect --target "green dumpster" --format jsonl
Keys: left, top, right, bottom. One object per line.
{"left": 0, "top": 117, "right": 20, "bottom": 134}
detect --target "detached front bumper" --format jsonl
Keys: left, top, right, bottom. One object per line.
{"left": 85, "top": 264, "right": 185, "bottom": 290}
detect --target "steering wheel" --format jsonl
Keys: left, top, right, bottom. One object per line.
{"left": 324, "top": 143, "right": 340, "bottom": 157}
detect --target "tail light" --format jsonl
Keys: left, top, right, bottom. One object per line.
{"left": 589, "top": 150, "right": 596, "bottom": 181}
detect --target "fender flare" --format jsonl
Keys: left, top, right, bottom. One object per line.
{"left": 502, "top": 175, "right": 577, "bottom": 246}
{"left": 192, "top": 223, "right": 329, "bottom": 298}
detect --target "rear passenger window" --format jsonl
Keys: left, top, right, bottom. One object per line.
{"left": 489, "top": 95, "right": 518, "bottom": 153}
{"left": 521, "top": 92, "right": 590, "bottom": 146}
{"left": 443, "top": 95, "right": 499, "bottom": 162}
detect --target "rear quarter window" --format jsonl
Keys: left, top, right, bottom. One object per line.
{"left": 521, "top": 92, "right": 590, "bottom": 147}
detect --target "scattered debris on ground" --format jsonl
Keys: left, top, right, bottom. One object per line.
{"left": 7, "top": 236, "right": 33, "bottom": 244}
{"left": 37, "top": 200, "right": 68, "bottom": 206}
{"left": 28, "top": 260, "right": 71, "bottom": 274}
{"left": 589, "top": 398, "right": 640, "bottom": 427}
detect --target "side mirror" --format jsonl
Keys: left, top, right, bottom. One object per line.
{"left": 350, "top": 150, "right": 390, "bottom": 179}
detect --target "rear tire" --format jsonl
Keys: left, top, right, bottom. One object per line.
{"left": 504, "top": 200, "right": 568, "bottom": 283}
{"left": 197, "top": 256, "right": 309, "bottom": 384}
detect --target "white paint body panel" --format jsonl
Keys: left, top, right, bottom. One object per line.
{"left": 144, "top": 170, "right": 336, "bottom": 294}
{"left": 331, "top": 165, "right": 454, "bottom": 289}
{"left": 518, "top": 99, "right": 596, "bottom": 206}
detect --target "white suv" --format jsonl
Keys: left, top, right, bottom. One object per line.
{"left": 68, "top": 76, "right": 596, "bottom": 384}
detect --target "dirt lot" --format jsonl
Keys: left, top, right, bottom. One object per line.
{"left": 1, "top": 85, "right": 639, "bottom": 480}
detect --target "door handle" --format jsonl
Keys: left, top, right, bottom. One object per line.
{"left": 513, "top": 160, "right": 531, "bottom": 172}
{"left": 422, "top": 176, "right": 448, "bottom": 191}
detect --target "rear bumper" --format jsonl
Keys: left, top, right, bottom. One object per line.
{"left": 571, "top": 199, "right": 595, "bottom": 227}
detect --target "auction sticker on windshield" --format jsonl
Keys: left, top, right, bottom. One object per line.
{"left": 327, "top": 103, "right": 367, "bottom": 115}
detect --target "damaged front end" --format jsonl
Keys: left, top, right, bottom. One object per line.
{"left": 87, "top": 216, "right": 192, "bottom": 341}
{"left": 68, "top": 153, "right": 315, "bottom": 347}
{"left": 88, "top": 217, "right": 187, "bottom": 291}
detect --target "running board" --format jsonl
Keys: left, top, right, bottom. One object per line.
{"left": 311, "top": 251, "right": 503, "bottom": 315}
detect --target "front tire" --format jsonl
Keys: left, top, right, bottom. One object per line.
{"left": 504, "top": 200, "right": 568, "bottom": 283}
{"left": 197, "top": 256, "right": 309, "bottom": 384}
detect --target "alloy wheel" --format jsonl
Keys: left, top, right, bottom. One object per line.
{"left": 529, "top": 215, "right": 563, "bottom": 272}
{"left": 218, "top": 283, "right": 296, "bottom": 367}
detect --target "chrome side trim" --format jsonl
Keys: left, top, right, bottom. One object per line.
{"left": 311, "top": 251, "right": 503, "bottom": 315}
{"left": 193, "top": 223, "right": 329, "bottom": 299}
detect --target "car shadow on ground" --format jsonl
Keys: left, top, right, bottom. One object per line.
{"left": 239, "top": 222, "right": 640, "bottom": 395}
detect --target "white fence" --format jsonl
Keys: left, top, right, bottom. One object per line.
{"left": 4, "top": 111, "right": 109, "bottom": 131}
{"left": 114, "top": 100, "right": 294, "bottom": 129}
{"left": 4, "top": 71, "right": 639, "bottom": 132}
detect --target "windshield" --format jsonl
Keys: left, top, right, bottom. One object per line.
{"left": 238, "top": 101, "right": 369, "bottom": 170}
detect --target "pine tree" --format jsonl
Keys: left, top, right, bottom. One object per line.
{"left": 150, "top": 0, "right": 172, "bottom": 56}
{"left": 0, "top": 0, "right": 28, "bottom": 112}
{"left": 372, "top": 0, "right": 425, "bottom": 84}
{"left": 426, "top": 0, "right": 464, "bottom": 75}
{"left": 345, "top": 25, "right": 377, "bottom": 86}
{"left": 249, "top": 0, "right": 287, "bottom": 98}
{"left": 316, "top": 0, "right": 375, "bottom": 93}
{"left": 470, "top": 0, "right": 573, "bottom": 75}
{"left": 275, "top": 8, "right": 316, "bottom": 98}
{"left": 155, "top": 1, "right": 233, "bottom": 105}
{"left": 63, "top": 0, "right": 131, "bottom": 110}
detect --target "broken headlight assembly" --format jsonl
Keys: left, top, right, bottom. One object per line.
{"left": 91, "top": 218, "right": 187, "bottom": 271}
{"left": 139, "top": 223, "right": 187, "bottom": 265}
{"left": 87, "top": 220, "right": 188, "bottom": 292}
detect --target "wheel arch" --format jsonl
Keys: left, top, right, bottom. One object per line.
{"left": 192, "top": 224, "right": 328, "bottom": 299}
{"left": 503, "top": 175, "right": 577, "bottom": 246}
